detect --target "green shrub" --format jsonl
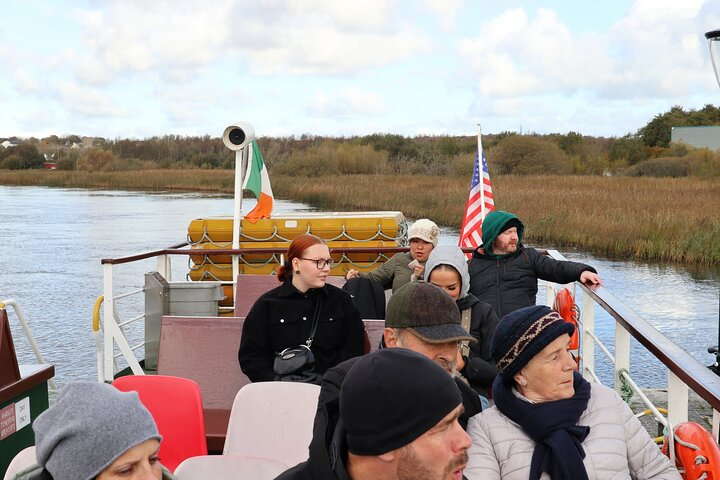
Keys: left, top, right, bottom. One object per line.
{"left": 489, "top": 136, "right": 572, "bottom": 175}
{"left": 626, "top": 158, "right": 688, "bottom": 177}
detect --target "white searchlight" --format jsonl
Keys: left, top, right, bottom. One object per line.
{"left": 223, "top": 122, "right": 256, "bottom": 300}
{"left": 706, "top": 30, "right": 720, "bottom": 90}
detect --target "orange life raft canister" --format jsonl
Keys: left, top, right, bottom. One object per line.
{"left": 662, "top": 421, "right": 720, "bottom": 480}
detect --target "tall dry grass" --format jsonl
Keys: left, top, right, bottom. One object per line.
{"left": 1, "top": 169, "right": 718, "bottom": 264}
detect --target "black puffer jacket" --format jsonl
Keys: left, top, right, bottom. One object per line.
{"left": 456, "top": 294, "right": 499, "bottom": 395}
{"left": 238, "top": 281, "right": 364, "bottom": 382}
{"left": 468, "top": 246, "right": 596, "bottom": 318}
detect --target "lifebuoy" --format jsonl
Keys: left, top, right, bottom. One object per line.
{"left": 553, "top": 288, "right": 580, "bottom": 370}
{"left": 661, "top": 421, "right": 720, "bottom": 480}
{"left": 553, "top": 288, "right": 579, "bottom": 350}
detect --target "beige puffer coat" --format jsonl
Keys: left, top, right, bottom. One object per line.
{"left": 466, "top": 382, "right": 681, "bottom": 479}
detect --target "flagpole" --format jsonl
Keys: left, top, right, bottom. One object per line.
{"left": 477, "top": 124, "right": 485, "bottom": 218}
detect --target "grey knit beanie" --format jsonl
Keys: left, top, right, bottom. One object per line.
{"left": 33, "top": 382, "right": 162, "bottom": 480}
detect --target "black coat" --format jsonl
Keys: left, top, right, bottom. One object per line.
{"left": 276, "top": 355, "right": 481, "bottom": 480}
{"left": 457, "top": 294, "right": 500, "bottom": 395}
{"left": 238, "top": 281, "right": 364, "bottom": 382}
{"left": 468, "top": 247, "right": 596, "bottom": 318}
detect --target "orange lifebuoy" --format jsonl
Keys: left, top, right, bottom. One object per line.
{"left": 553, "top": 288, "right": 579, "bottom": 350}
{"left": 662, "top": 422, "right": 720, "bottom": 480}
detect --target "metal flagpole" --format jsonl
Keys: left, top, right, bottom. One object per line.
{"left": 477, "top": 123, "right": 485, "bottom": 218}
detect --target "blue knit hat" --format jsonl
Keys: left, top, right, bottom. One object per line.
{"left": 491, "top": 305, "right": 574, "bottom": 383}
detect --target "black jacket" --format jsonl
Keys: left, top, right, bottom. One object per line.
{"left": 238, "top": 281, "right": 365, "bottom": 382}
{"left": 468, "top": 246, "right": 596, "bottom": 318}
{"left": 457, "top": 294, "right": 500, "bottom": 395}
{"left": 276, "top": 356, "right": 480, "bottom": 480}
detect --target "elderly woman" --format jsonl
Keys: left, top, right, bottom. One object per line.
{"left": 239, "top": 233, "right": 364, "bottom": 383}
{"left": 345, "top": 218, "right": 440, "bottom": 293}
{"left": 465, "top": 305, "right": 680, "bottom": 480}
{"left": 12, "top": 382, "right": 175, "bottom": 480}
{"left": 424, "top": 245, "right": 499, "bottom": 396}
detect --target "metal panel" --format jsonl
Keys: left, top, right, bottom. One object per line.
{"left": 671, "top": 126, "right": 720, "bottom": 150}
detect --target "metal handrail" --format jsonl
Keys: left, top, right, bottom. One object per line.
{"left": 0, "top": 299, "right": 58, "bottom": 392}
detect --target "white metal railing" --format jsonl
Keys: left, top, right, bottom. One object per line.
{"left": 545, "top": 249, "right": 720, "bottom": 443}
{"left": 96, "top": 254, "right": 173, "bottom": 382}
{"left": 0, "top": 299, "right": 58, "bottom": 393}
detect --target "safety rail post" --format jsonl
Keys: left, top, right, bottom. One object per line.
{"left": 615, "top": 322, "right": 631, "bottom": 394}
{"left": 581, "top": 291, "right": 595, "bottom": 380}
{"left": 668, "top": 370, "right": 689, "bottom": 427}
{"left": 102, "top": 262, "right": 144, "bottom": 382}
{"left": 102, "top": 263, "right": 114, "bottom": 382}
{"left": 156, "top": 254, "right": 172, "bottom": 281}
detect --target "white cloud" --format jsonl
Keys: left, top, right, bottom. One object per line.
{"left": 306, "top": 87, "right": 386, "bottom": 118}
{"left": 422, "top": 0, "right": 464, "bottom": 30}
{"left": 13, "top": 68, "right": 40, "bottom": 94}
{"left": 55, "top": 82, "right": 126, "bottom": 117}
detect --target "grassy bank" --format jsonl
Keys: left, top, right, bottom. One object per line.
{"left": 1, "top": 169, "right": 718, "bottom": 265}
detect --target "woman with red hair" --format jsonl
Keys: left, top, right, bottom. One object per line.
{"left": 238, "top": 234, "right": 365, "bottom": 383}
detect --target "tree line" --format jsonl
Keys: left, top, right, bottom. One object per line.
{"left": 1, "top": 105, "right": 719, "bottom": 178}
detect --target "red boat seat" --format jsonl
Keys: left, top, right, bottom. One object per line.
{"left": 112, "top": 375, "right": 207, "bottom": 473}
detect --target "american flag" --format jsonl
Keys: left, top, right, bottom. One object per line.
{"left": 458, "top": 130, "right": 495, "bottom": 252}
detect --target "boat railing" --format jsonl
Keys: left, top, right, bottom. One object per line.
{"left": 98, "top": 245, "right": 720, "bottom": 442}
{"left": 544, "top": 249, "right": 720, "bottom": 443}
{"left": 0, "top": 299, "right": 58, "bottom": 393}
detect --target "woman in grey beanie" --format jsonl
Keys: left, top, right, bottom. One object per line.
{"left": 11, "top": 382, "right": 177, "bottom": 480}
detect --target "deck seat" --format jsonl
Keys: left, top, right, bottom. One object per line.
{"left": 157, "top": 316, "right": 249, "bottom": 452}
{"left": 3, "top": 447, "right": 36, "bottom": 480}
{"left": 233, "top": 274, "right": 346, "bottom": 317}
{"left": 112, "top": 375, "right": 207, "bottom": 472}
{"left": 223, "top": 382, "right": 320, "bottom": 467}
{"left": 174, "top": 455, "right": 289, "bottom": 479}
{"left": 363, "top": 319, "right": 385, "bottom": 352}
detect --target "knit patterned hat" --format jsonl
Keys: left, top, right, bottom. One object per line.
{"left": 491, "top": 305, "right": 575, "bottom": 383}
{"left": 408, "top": 219, "right": 440, "bottom": 247}
{"left": 34, "top": 382, "right": 162, "bottom": 480}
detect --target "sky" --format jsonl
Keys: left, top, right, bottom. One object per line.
{"left": 1, "top": 0, "right": 719, "bottom": 140}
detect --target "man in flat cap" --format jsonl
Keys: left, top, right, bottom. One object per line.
{"left": 276, "top": 348, "right": 472, "bottom": 480}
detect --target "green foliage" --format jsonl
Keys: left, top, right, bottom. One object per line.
{"left": 0, "top": 155, "right": 25, "bottom": 169}
{"left": 609, "top": 135, "right": 648, "bottom": 165}
{"left": 273, "top": 140, "right": 388, "bottom": 176}
{"left": 79, "top": 149, "right": 118, "bottom": 172}
{"left": 638, "top": 104, "right": 720, "bottom": 147}
{"left": 490, "top": 135, "right": 572, "bottom": 175}
{"left": 56, "top": 157, "right": 77, "bottom": 170}
{"left": 0, "top": 143, "right": 44, "bottom": 169}
{"left": 626, "top": 158, "right": 688, "bottom": 177}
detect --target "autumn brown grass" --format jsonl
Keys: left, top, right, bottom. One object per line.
{"left": 1, "top": 169, "right": 718, "bottom": 264}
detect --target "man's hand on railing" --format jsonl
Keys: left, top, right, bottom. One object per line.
{"left": 580, "top": 271, "right": 603, "bottom": 286}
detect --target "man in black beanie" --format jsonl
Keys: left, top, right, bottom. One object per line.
{"left": 276, "top": 348, "right": 471, "bottom": 480}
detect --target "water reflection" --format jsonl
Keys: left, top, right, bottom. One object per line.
{"left": 0, "top": 186, "right": 718, "bottom": 389}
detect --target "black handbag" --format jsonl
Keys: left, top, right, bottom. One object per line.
{"left": 273, "top": 296, "right": 323, "bottom": 384}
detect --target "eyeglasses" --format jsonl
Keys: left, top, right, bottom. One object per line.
{"left": 298, "top": 257, "right": 335, "bottom": 269}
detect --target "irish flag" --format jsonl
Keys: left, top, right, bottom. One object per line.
{"left": 242, "top": 140, "right": 274, "bottom": 222}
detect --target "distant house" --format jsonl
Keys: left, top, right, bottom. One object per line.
{"left": 671, "top": 126, "right": 720, "bottom": 150}
{"left": 43, "top": 153, "right": 57, "bottom": 170}
{"left": 1, "top": 138, "right": 21, "bottom": 149}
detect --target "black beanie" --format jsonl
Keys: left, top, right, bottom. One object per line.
{"left": 340, "top": 348, "right": 462, "bottom": 455}
{"left": 491, "top": 305, "right": 575, "bottom": 383}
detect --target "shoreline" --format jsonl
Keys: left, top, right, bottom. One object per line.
{"left": 1, "top": 169, "right": 718, "bottom": 267}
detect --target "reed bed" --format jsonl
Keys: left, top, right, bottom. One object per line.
{"left": 1, "top": 169, "right": 718, "bottom": 265}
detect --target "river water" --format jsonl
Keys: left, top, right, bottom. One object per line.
{"left": 0, "top": 186, "right": 718, "bottom": 388}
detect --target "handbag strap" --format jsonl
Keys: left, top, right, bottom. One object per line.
{"left": 305, "top": 293, "right": 323, "bottom": 347}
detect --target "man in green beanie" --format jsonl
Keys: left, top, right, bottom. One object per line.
{"left": 468, "top": 210, "right": 602, "bottom": 318}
